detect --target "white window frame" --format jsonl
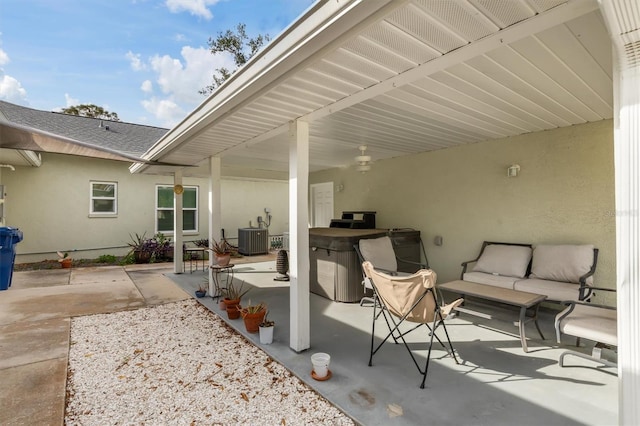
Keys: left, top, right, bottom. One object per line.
{"left": 89, "top": 181, "right": 118, "bottom": 216}
{"left": 155, "top": 185, "right": 198, "bottom": 234}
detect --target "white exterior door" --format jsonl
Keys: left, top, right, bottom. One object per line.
{"left": 310, "top": 182, "right": 334, "bottom": 227}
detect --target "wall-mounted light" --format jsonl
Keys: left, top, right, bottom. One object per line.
{"left": 336, "top": 184, "right": 344, "bottom": 192}
{"left": 355, "top": 145, "right": 371, "bottom": 173}
{"left": 507, "top": 164, "right": 520, "bottom": 177}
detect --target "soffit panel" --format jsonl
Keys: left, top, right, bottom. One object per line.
{"left": 144, "top": 1, "right": 612, "bottom": 176}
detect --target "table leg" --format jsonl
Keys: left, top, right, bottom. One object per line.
{"left": 210, "top": 269, "right": 221, "bottom": 300}
{"left": 518, "top": 306, "right": 529, "bottom": 353}
{"left": 533, "top": 304, "right": 545, "bottom": 340}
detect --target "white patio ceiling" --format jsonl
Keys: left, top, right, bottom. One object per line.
{"left": 133, "top": 0, "right": 612, "bottom": 177}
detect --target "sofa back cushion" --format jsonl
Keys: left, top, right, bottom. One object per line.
{"left": 472, "top": 244, "right": 532, "bottom": 278}
{"left": 530, "top": 244, "right": 595, "bottom": 283}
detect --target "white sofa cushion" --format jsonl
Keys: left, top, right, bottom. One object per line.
{"left": 472, "top": 244, "right": 532, "bottom": 278}
{"left": 530, "top": 244, "right": 594, "bottom": 284}
{"left": 463, "top": 272, "right": 519, "bottom": 289}
{"left": 556, "top": 304, "right": 617, "bottom": 346}
{"left": 514, "top": 278, "right": 581, "bottom": 301}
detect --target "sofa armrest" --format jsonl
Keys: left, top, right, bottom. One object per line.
{"left": 578, "top": 248, "right": 599, "bottom": 301}
{"left": 460, "top": 258, "right": 479, "bottom": 279}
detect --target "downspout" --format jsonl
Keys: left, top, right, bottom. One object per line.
{"left": 0, "top": 164, "right": 16, "bottom": 171}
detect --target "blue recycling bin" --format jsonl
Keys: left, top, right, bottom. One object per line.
{"left": 0, "top": 227, "right": 24, "bottom": 290}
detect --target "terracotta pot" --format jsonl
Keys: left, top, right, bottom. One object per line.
{"left": 215, "top": 253, "right": 231, "bottom": 266}
{"left": 241, "top": 309, "right": 266, "bottom": 333}
{"left": 60, "top": 258, "right": 72, "bottom": 269}
{"left": 223, "top": 298, "right": 241, "bottom": 319}
{"left": 134, "top": 250, "right": 151, "bottom": 264}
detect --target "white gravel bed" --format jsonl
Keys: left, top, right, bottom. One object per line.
{"left": 65, "top": 300, "right": 354, "bottom": 425}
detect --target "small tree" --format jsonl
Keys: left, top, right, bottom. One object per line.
{"left": 200, "top": 23, "right": 270, "bottom": 96}
{"left": 61, "top": 104, "right": 120, "bottom": 121}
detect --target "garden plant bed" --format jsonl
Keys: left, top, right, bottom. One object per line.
{"left": 13, "top": 257, "right": 172, "bottom": 271}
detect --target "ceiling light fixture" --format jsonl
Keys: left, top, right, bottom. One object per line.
{"left": 355, "top": 145, "right": 371, "bottom": 173}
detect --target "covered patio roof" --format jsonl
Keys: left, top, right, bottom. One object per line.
{"left": 131, "top": 0, "right": 611, "bottom": 177}
{"left": 131, "top": 1, "right": 640, "bottom": 423}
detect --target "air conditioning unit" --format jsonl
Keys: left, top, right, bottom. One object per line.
{"left": 238, "top": 228, "right": 268, "bottom": 255}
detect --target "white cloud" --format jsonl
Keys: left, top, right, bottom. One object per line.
{"left": 64, "top": 93, "right": 80, "bottom": 107}
{"left": 133, "top": 43, "right": 233, "bottom": 126}
{"left": 174, "top": 33, "right": 188, "bottom": 43}
{"left": 126, "top": 51, "right": 146, "bottom": 71}
{"left": 149, "top": 45, "right": 230, "bottom": 105}
{"left": 0, "top": 47, "right": 27, "bottom": 103}
{"left": 0, "top": 48, "right": 9, "bottom": 66}
{"left": 0, "top": 71, "right": 27, "bottom": 104}
{"left": 165, "top": 0, "right": 220, "bottom": 20}
{"left": 141, "top": 80, "right": 153, "bottom": 93}
{"left": 142, "top": 97, "right": 185, "bottom": 127}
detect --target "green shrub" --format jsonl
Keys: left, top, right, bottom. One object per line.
{"left": 97, "top": 254, "right": 118, "bottom": 264}
{"left": 120, "top": 252, "right": 135, "bottom": 265}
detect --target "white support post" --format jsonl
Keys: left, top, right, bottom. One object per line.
{"left": 173, "top": 170, "right": 184, "bottom": 274}
{"left": 209, "top": 157, "right": 222, "bottom": 295}
{"left": 599, "top": 1, "right": 640, "bottom": 424}
{"left": 289, "top": 120, "right": 310, "bottom": 352}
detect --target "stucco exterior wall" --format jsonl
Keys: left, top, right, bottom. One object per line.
{"left": 3, "top": 153, "right": 288, "bottom": 263}
{"left": 310, "top": 120, "right": 616, "bottom": 293}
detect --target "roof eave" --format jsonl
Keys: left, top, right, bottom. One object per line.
{"left": 133, "top": 0, "right": 402, "bottom": 174}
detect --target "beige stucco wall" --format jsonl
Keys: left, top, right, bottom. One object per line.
{"left": 3, "top": 153, "right": 288, "bottom": 263}
{"left": 310, "top": 120, "right": 616, "bottom": 293}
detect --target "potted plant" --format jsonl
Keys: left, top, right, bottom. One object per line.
{"left": 240, "top": 301, "right": 266, "bottom": 333}
{"left": 128, "top": 232, "right": 152, "bottom": 264}
{"left": 221, "top": 279, "right": 250, "bottom": 319}
{"left": 57, "top": 251, "right": 72, "bottom": 268}
{"left": 195, "top": 281, "right": 207, "bottom": 298}
{"left": 211, "top": 238, "right": 233, "bottom": 267}
{"left": 259, "top": 310, "right": 275, "bottom": 344}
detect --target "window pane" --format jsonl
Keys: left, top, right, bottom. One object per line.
{"left": 157, "top": 187, "right": 173, "bottom": 208}
{"left": 183, "top": 210, "right": 196, "bottom": 231}
{"left": 93, "top": 200, "right": 115, "bottom": 213}
{"left": 92, "top": 183, "right": 114, "bottom": 197}
{"left": 157, "top": 210, "right": 174, "bottom": 232}
{"left": 183, "top": 188, "right": 197, "bottom": 208}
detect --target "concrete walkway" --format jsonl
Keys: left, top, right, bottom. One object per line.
{"left": 0, "top": 264, "right": 188, "bottom": 426}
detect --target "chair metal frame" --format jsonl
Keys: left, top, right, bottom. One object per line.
{"left": 555, "top": 286, "right": 617, "bottom": 369}
{"left": 363, "top": 261, "right": 461, "bottom": 388}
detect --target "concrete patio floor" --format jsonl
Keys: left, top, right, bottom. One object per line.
{"left": 0, "top": 258, "right": 618, "bottom": 425}
{"left": 168, "top": 261, "right": 618, "bottom": 426}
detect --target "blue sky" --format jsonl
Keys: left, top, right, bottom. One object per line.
{"left": 0, "top": 0, "right": 314, "bottom": 128}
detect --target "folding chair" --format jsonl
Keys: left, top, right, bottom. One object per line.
{"left": 355, "top": 235, "right": 429, "bottom": 306}
{"left": 362, "top": 261, "right": 463, "bottom": 388}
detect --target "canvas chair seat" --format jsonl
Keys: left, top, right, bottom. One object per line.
{"left": 362, "top": 261, "right": 463, "bottom": 388}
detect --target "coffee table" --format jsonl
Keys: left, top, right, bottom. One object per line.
{"left": 438, "top": 280, "right": 546, "bottom": 352}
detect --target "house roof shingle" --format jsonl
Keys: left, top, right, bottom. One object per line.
{"left": 0, "top": 100, "right": 168, "bottom": 157}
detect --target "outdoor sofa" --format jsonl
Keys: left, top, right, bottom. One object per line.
{"left": 460, "top": 241, "right": 598, "bottom": 302}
